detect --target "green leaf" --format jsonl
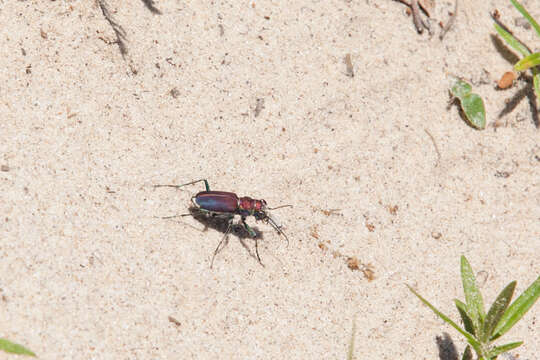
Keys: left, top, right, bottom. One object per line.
{"left": 510, "top": 0, "right": 540, "bottom": 39}
{"left": 461, "top": 345, "right": 473, "bottom": 360}
{"left": 487, "top": 341, "right": 523, "bottom": 358}
{"left": 455, "top": 299, "right": 475, "bottom": 335}
{"left": 493, "top": 23, "right": 531, "bottom": 57}
{"left": 451, "top": 80, "right": 472, "bottom": 98}
{"left": 492, "top": 275, "right": 540, "bottom": 340}
{"left": 407, "top": 285, "right": 482, "bottom": 351}
{"left": 480, "top": 281, "right": 516, "bottom": 342}
{"left": 0, "top": 338, "right": 36, "bottom": 356}
{"left": 460, "top": 93, "right": 486, "bottom": 129}
{"left": 450, "top": 82, "right": 486, "bottom": 130}
{"left": 460, "top": 256, "right": 485, "bottom": 330}
{"left": 514, "top": 53, "right": 540, "bottom": 71}
{"left": 450, "top": 82, "right": 486, "bottom": 129}
{"left": 533, "top": 72, "right": 540, "bottom": 100}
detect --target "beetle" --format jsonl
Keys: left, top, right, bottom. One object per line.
{"left": 154, "top": 179, "right": 291, "bottom": 267}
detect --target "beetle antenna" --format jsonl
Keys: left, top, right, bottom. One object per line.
{"left": 267, "top": 204, "right": 293, "bottom": 211}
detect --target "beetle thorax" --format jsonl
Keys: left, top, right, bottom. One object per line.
{"left": 238, "top": 196, "right": 266, "bottom": 216}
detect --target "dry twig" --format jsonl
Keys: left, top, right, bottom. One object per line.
{"left": 439, "top": 0, "right": 458, "bottom": 40}
{"left": 97, "top": 0, "right": 128, "bottom": 56}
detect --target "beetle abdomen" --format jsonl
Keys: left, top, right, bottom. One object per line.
{"left": 195, "top": 191, "right": 239, "bottom": 213}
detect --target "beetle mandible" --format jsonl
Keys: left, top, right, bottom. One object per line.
{"left": 154, "top": 179, "right": 291, "bottom": 267}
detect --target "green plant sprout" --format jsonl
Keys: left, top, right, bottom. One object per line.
{"left": 408, "top": 255, "right": 540, "bottom": 360}
{"left": 450, "top": 80, "right": 486, "bottom": 129}
{"left": 494, "top": 0, "right": 540, "bottom": 101}
{"left": 347, "top": 317, "right": 356, "bottom": 360}
{"left": 0, "top": 338, "right": 35, "bottom": 357}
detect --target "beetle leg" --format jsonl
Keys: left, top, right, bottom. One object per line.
{"left": 254, "top": 239, "right": 263, "bottom": 266}
{"left": 241, "top": 217, "right": 264, "bottom": 266}
{"left": 181, "top": 178, "right": 210, "bottom": 191}
{"left": 158, "top": 213, "right": 192, "bottom": 219}
{"left": 241, "top": 218, "right": 257, "bottom": 238}
{"left": 154, "top": 179, "right": 210, "bottom": 191}
{"left": 210, "top": 216, "right": 233, "bottom": 268}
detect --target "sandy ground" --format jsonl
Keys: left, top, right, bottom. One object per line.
{"left": 1, "top": 0, "right": 539, "bottom": 359}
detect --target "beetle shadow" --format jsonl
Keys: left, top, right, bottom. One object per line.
{"left": 183, "top": 207, "right": 260, "bottom": 237}
{"left": 184, "top": 207, "right": 265, "bottom": 264}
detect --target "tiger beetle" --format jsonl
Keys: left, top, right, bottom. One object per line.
{"left": 154, "top": 179, "right": 291, "bottom": 267}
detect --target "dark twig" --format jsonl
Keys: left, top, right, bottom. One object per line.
{"left": 411, "top": 0, "right": 426, "bottom": 33}
{"left": 393, "top": 0, "right": 430, "bottom": 33}
{"left": 439, "top": 0, "right": 458, "bottom": 40}
{"left": 97, "top": 0, "right": 128, "bottom": 56}
{"left": 393, "top": 0, "right": 431, "bottom": 16}
{"left": 140, "top": 0, "right": 162, "bottom": 15}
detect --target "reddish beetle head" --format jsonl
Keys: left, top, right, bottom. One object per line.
{"left": 239, "top": 196, "right": 291, "bottom": 245}
{"left": 238, "top": 197, "right": 267, "bottom": 215}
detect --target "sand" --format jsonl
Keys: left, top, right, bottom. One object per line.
{"left": 1, "top": 0, "right": 538, "bottom": 359}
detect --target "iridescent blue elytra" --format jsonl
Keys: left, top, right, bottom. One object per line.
{"left": 194, "top": 191, "right": 239, "bottom": 213}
